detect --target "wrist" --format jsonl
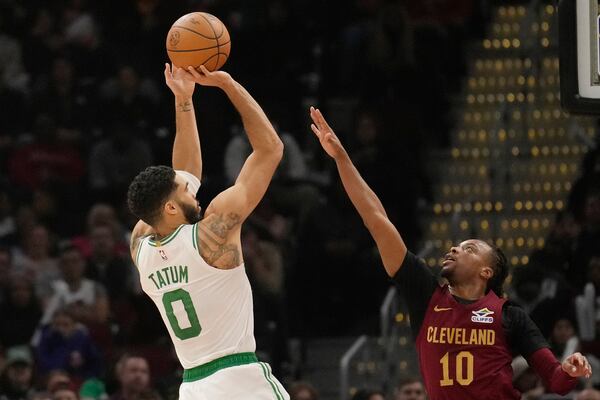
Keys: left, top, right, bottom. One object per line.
{"left": 333, "top": 149, "right": 350, "bottom": 164}
{"left": 175, "top": 95, "right": 192, "bottom": 102}
{"left": 219, "top": 76, "right": 236, "bottom": 91}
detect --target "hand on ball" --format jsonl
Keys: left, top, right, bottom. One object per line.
{"left": 186, "top": 65, "right": 232, "bottom": 88}
{"left": 164, "top": 63, "right": 195, "bottom": 98}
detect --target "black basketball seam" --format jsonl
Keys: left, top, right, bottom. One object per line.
{"left": 167, "top": 41, "right": 230, "bottom": 52}
{"left": 197, "top": 13, "right": 225, "bottom": 39}
{"left": 196, "top": 52, "right": 220, "bottom": 69}
{"left": 199, "top": 13, "right": 220, "bottom": 69}
{"left": 172, "top": 25, "right": 219, "bottom": 40}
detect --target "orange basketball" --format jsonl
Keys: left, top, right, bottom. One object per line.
{"left": 166, "top": 12, "right": 231, "bottom": 71}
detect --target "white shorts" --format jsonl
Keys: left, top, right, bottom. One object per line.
{"left": 179, "top": 361, "right": 290, "bottom": 400}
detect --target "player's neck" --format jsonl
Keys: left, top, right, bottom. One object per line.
{"left": 448, "top": 282, "right": 486, "bottom": 301}
{"left": 154, "top": 219, "right": 184, "bottom": 239}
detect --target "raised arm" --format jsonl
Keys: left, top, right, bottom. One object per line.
{"left": 164, "top": 63, "right": 202, "bottom": 179}
{"left": 309, "top": 107, "right": 407, "bottom": 276}
{"left": 187, "top": 66, "right": 283, "bottom": 221}
{"left": 130, "top": 64, "right": 200, "bottom": 263}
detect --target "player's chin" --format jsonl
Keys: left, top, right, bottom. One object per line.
{"left": 440, "top": 266, "right": 453, "bottom": 279}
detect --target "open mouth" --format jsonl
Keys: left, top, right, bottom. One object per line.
{"left": 442, "top": 254, "right": 455, "bottom": 266}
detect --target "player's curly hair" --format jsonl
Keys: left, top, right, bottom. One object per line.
{"left": 127, "top": 166, "right": 177, "bottom": 226}
{"left": 487, "top": 245, "right": 508, "bottom": 297}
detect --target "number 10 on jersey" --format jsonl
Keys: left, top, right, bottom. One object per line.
{"left": 440, "top": 351, "right": 474, "bottom": 386}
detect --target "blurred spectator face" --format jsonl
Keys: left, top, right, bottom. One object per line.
{"left": 118, "top": 66, "right": 139, "bottom": 93}
{"left": 355, "top": 113, "right": 378, "bottom": 145}
{"left": 6, "top": 362, "right": 33, "bottom": 392}
{"left": 87, "top": 204, "right": 119, "bottom": 234}
{"left": 289, "top": 382, "right": 319, "bottom": 400}
{"left": 53, "top": 389, "right": 78, "bottom": 400}
{"left": 395, "top": 380, "right": 425, "bottom": 400}
{"left": 8, "top": 276, "right": 33, "bottom": 307}
{"left": 577, "top": 389, "right": 600, "bottom": 400}
{"left": 90, "top": 225, "right": 115, "bottom": 259}
{"left": 52, "top": 58, "right": 73, "bottom": 85}
{"left": 551, "top": 319, "right": 575, "bottom": 345}
{"left": 368, "top": 394, "right": 384, "bottom": 400}
{"left": 588, "top": 257, "right": 600, "bottom": 287}
{"left": 119, "top": 357, "right": 150, "bottom": 393}
{"left": 584, "top": 193, "right": 600, "bottom": 226}
{"left": 553, "top": 212, "right": 580, "bottom": 240}
{"left": 26, "top": 225, "right": 50, "bottom": 258}
{"left": 60, "top": 248, "right": 85, "bottom": 282}
{"left": 46, "top": 370, "right": 71, "bottom": 393}
{"left": 52, "top": 311, "right": 76, "bottom": 338}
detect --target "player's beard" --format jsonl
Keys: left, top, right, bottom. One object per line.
{"left": 178, "top": 200, "right": 202, "bottom": 224}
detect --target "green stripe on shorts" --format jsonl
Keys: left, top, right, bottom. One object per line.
{"left": 259, "top": 362, "right": 284, "bottom": 400}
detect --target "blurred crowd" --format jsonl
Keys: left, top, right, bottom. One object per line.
{"left": 5, "top": 0, "right": 599, "bottom": 400}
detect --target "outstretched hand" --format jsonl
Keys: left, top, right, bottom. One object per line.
{"left": 309, "top": 106, "right": 347, "bottom": 160}
{"left": 164, "top": 63, "right": 195, "bottom": 98}
{"left": 562, "top": 352, "right": 592, "bottom": 378}
{"left": 186, "top": 65, "right": 232, "bottom": 88}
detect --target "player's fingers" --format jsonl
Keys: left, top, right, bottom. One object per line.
{"left": 310, "top": 123, "right": 321, "bottom": 138}
{"left": 164, "top": 63, "right": 171, "bottom": 80}
{"left": 312, "top": 109, "right": 327, "bottom": 131}
{"left": 315, "top": 108, "right": 332, "bottom": 130}
{"left": 198, "top": 65, "right": 210, "bottom": 75}
{"left": 187, "top": 66, "right": 204, "bottom": 80}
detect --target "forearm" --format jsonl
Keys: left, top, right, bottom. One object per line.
{"left": 172, "top": 96, "right": 202, "bottom": 178}
{"left": 528, "top": 348, "right": 577, "bottom": 395}
{"left": 221, "top": 79, "right": 282, "bottom": 152}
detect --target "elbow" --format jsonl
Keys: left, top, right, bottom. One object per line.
{"left": 272, "top": 138, "right": 284, "bottom": 162}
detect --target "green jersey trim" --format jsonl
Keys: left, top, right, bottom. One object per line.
{"left": 182, "top": 352, "right": 258, "bottom": 382}
{"left": 148, "top": 225, "right": 185, "bottom": 247}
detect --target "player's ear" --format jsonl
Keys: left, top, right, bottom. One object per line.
{"left": 164, "top": 200, "right": 178, "bottom": 216}
{"left": 480, "top": 266, "right": 494, "bottom": 280}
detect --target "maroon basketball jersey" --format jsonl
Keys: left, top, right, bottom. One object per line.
{"left": 415, "top": 285, "right": 519, "bottom": 400}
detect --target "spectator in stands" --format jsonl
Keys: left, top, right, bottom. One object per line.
{"left": 351, "top": 389, "right": 386, "bottom": 400}
{"left": 40, "top": 244, "right": 109, "bottom": 328}
{"left": 45, "top": 370, "right": 72, "bottom": 393}
{"left": 549, "top": 316, "right": 580, "bottom": 362}
{"left": 577, "top": 388, "right": 600, "bottom": 400}
{"left": 289, "top": 382, "right": 319, "bottom": 400}
{"left": 89, "top": 116, "right": 154, "bottom": 205}
{"left": 0, "top": 346, "right": 35, "bottom": 400}
{"left": 31, "top": 56, "right": 93, "bottom": 134}
{"left": 109, "top": 354, "right": 151, "bottom": 400}
{"left": 72, "top": 204, "right": 129, "bottom": 260}
{"left": 0, "top": 273, "right": 42, "bottom": 348}
{"left": 52, "top": 388, "right": 78, "bottom": 400}
{"left": 86, "top": 224, "right": 133, "bottom": 299}
{"left": 394, "top": 377, "right": 426, "bottom": 400}
{"left": 36, "top": 308, "right": 102, "bottom": 382}
{"left": 7, "top": 113, "right": 85, "bottom": 191}
{"left": 12, "top": 224, "right": 60, "bottom": 298}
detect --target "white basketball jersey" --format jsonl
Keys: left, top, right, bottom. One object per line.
{"left": 136, "top": 223, "right": 256, "bottom": 369}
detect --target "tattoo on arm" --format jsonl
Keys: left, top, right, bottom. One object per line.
{"left": 198, "top": 212, "right": 242, "bottom": 267}
{"left": 177, "top": 99, "right": 192, "bottom": 112}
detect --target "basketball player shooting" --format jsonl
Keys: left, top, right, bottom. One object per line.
{"left": 309, "top": 106, "right": 591, "bottom": 399}
{"left": 126, "top": 64, "right": 289, "bottom": 400}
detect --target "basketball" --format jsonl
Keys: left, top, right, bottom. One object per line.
{"left": 166, "top": 12, "right": 231, "bottom": 72}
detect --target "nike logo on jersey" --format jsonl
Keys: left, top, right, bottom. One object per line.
{"left": 434, "top": 305, "right": 452, "bottom": 312}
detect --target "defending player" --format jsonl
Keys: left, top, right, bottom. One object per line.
{"left": 308, "top": 106, "right": 591, "bottom": 399}
{"left": 126, "top": 64, "right": 289, "bottom": 400}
